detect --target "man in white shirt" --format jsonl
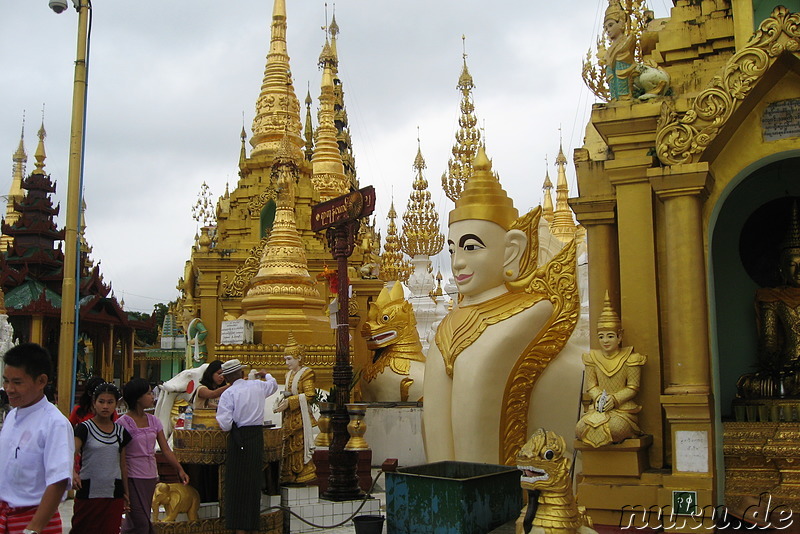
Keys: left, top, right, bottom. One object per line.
{"left": 216, "top": 359, "right": 277, "bottom": 534}
{"left": 0, "top": 343, "right": 74, "bottom": 534}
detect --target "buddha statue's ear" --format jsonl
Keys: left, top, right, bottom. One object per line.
{"left": 503, "top": 229, "right": 528, "bottom": 282}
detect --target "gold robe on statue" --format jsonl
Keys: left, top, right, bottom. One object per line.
{"left": 576, "top": 347, "right": 646, "bottom": 448}
{"left": 280, "top": 367, "right": 317, "bottom": 484}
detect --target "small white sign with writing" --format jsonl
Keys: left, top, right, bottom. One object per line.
{"left": 762, "top": 99, "right": 800, "bottom": 142}
{"left": 675, "top": 430, "right": 708, "bottom": 473}
{"left": 220, "top": 319, "right": 254, "bottom": 345}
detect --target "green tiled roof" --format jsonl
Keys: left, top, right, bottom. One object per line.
{"left": 5, "top": 280, "right": 61, "bottom": 309}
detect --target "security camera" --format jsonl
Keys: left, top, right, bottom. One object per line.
{"left": 49, "top": 0, "right": 69, "bottom": 13}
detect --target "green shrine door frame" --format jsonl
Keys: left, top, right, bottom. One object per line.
{"left": 707, "top": 150, "right": 800, "bottom": 500}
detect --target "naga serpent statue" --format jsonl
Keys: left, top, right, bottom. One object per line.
{"left": 516, "top": 428, "right": 597, "bottom": 534}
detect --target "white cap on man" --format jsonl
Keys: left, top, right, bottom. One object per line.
{"left": 221, "top": 359, "right": 244, "bottom": 375}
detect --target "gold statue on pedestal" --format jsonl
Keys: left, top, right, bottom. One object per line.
{"left": 576, "top": 292, "right": 647, "bottom": 448}
{"left": 739, "top": 204, "right": 800, "bottom": 399}
{"left": 274, "top": 333, "right": 317, "bottom": 485}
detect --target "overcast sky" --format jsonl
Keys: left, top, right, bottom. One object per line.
{"left": 0, "top": 0, "right": 671, "bottom": 314}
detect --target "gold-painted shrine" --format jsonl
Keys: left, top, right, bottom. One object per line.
{"left": 572, "top": 0, "right": 800, "bottom": 527}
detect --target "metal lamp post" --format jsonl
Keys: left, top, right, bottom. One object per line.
{"left": 52, "top": 0, "right": 90, "bottom": 414}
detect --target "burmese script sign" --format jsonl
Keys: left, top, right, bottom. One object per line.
{"left": 220, "top": 319, "right": 254, "bottom": 345}
{"left": 762, "top": 99, "right": 800, "bottom": 142}
{"left": 674, "top": 430, "right": 708, "bottom": 473}
{"left": 311, "top": 186, "right": 376, "bottom": 232}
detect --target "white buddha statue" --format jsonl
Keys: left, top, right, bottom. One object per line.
{"left": 423, "top": 147, "right": 578, "bottom": 465}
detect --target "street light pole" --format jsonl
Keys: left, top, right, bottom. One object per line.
{"left": 55, "top": 0, "right": 90, "bottom": 414}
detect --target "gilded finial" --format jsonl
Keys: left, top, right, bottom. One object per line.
{"left": 442, "top": 36, "right": 482, "bottom": 203}
{"left": 597, "top": 290, "right": 622, "bottom": 331}
{"left": 32, "top": 116, "right": 47, "bottom": 175}
{"left": 401, "top": 134, "right": 444, "bottom": 258}
{"left": 448, "top": 146, "right": 518, "bottom": 230}
{"left": 380, "top": 200, "right": 412, "bottom": 283}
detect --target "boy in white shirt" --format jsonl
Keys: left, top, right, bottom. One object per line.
{"left": 0, "top": 343, "right": 74, "bottom": 534}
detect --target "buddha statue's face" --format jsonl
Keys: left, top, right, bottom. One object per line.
{"left": 780, "top": 249, "right": 800, "bottom": 287}
{"left": 448, "top": 220, "right": 510, "bottom": 298}
{"left": 597, "top": 329, "right": 622, "bottom": 356}
{"left": 284, "top": 353, "right": 301, "bottom": 372}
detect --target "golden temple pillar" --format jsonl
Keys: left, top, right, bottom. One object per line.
{"left": 197, "top": 275, "right": 220, "bottom": 359}
{"left": 608, "top": 160, "right": 663, "bottom": 469}
{"left": 30, "top": 315, "right": 44, "bottom": 345}
{"left": 105, "top": 325, "right": 114, "bottom": 382}
{"left": 124, "top": 329, "right": 134, "bottom": 383}
{"left": 649, "top": 163, "right": 717, "bottom": 521}
{"left": 569, "top": 197, "right": 619, "bottom": 345}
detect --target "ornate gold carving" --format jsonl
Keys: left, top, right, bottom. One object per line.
{"left": 153, "top": 511, "right": 282, "bottom": 534}
{"left": 379, "top": 202, "right": 411, "bottom": 282}
{"left": 172, "top": 428, "right": 282, "bottom": 465}
{"left": 400, "top": 142, "right": 444, "bottom": 257}
{"left": 442, "top": 39, "right": 482, "bottom": 203}
{"left": 657, "top": 7, "right": 800, "bottom": 165}
{"left": 222, "top": 237, "right": 269, "bottom": 297}
{"left": 501, "top": 239, "right": 579, "bottom": 465}
{"left": 247, "top": 187, "right": 277, "bottom": 218}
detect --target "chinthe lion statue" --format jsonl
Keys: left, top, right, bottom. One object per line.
{"left": 516, "top": 428, "right": 597, "bottom": 534}
{"left": 152, "top": 482, "right": 201, "bottom": 522}
{"left": 360, "top": 282, "right": 425, "bottom": 402}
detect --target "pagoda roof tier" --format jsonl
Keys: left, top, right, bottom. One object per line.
{"left": 2, "top": 221, "right": 64, "bottom": 241}
{"left": 5, "top": 280, "right": 62, "bottom": 315}
{"left": 12, "top": 198, "right": 60, "bottom": 217}
{"left": 21, "top": 173, "right": 56, "bottom": 194}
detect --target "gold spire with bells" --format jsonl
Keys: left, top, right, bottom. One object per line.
{"left": 549, "top": 138, "right": 577, "bottom": 243}
{"left": 32, "top": 120, "right": 47, "bottom": 177}
{"left": 442, "top": 36, "right": 482, "bottom": 202}
{"left": 2, "top": 117, "right": 27, "bottom": 252}
{"left": 582, "top": 0, "right": 650, "bottom": 102}
{"left": 192, "top": 182, "right": 216, "bottom": 253}
{"left": 541, "top": 156, "right": 554, "bottom": 224}
{"left": 311, "top": 35, "right": 349, "bottom": 202}
{"left": 250, "top": 0, "right": 304, "bottom": 159}
{"left": 303, "top": 88, "right": 314, "bottom": 161}
{"left": 401, "top": 135, "right": 445, "bottom": 258}
{"left": 239, "top": 131, "right": 330, "bottom": 344}
{"left": 379, "top": 201, "right": 411, "bottom": 283}
{"left": 324, "top": 10, "right": 358, "bottom": 189}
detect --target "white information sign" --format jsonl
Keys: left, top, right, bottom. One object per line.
{"left": 220, "top": 319, "right": 254, "bottom": 345}
{"left": 675, "top": 430, "right": 709, "bottom": 473}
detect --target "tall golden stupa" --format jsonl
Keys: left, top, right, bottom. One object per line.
{"left": 178, "top": 0, "right": 383, "bottom": 387}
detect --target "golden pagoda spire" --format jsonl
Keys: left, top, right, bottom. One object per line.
{"left": 2, "top": 117, "right": 27, "bottom": 252}
{"left": 401, "top": 135, "right": 444, "bottom": 258}
{"left": 239, "top": 130, "right": 329, "bottom": 343}
{"left": 249, "top": 0, "right": 303, "bottom": 159}
{"left": 303, "top": 88, "right": 314, "bottom": 161}
{"left": 31, "top": 120, "right": 47, "bottom": 176}
{"left": 542, "top": 156, "right": 554, "bottom": 223}
{"left": 311, "top": 41, "right": 348, "bottom": 202}
{"left": 550, "top": 138, "right": 577, "bottom": 242}
{"left": 325, "top": 11, "right": 358, "bottom": 190}
{"left": 79, "top": 198, "right": 93, "bottom": 267}
{"left": 442, "top": 35, "right": 482, "bottom": 202}
{"left": 379, "top": 201, "right": 411, "bottom": 283}
{"left": 238, "top": 125, "right": 248, "bottom": 176}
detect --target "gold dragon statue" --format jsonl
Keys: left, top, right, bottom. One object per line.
{"left": 360, "top": 282, "right": 425, "bottom": 402}
{"left": 515, "top": 429, "right": 597, "bottom": 534}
